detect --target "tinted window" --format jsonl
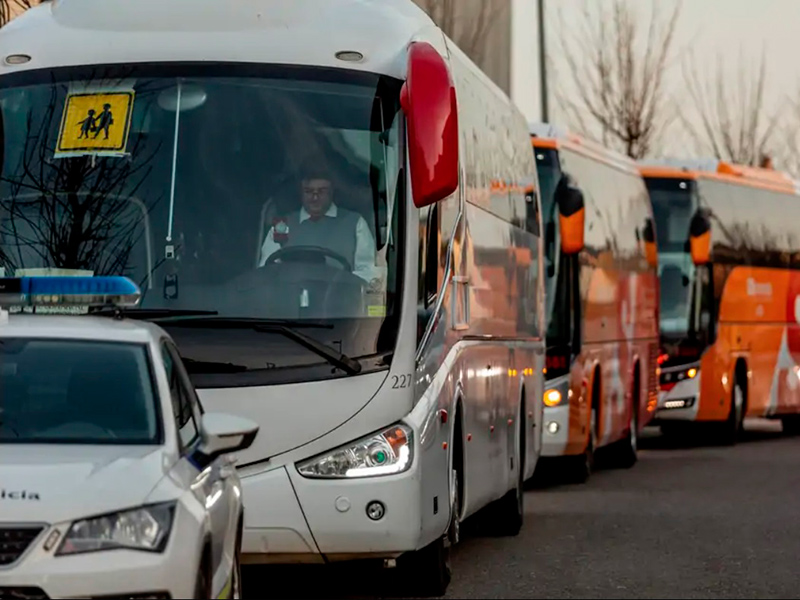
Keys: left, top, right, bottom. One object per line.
{"left": 0, "top": 339, "right": 159, "bottom": 444}
{"left": 162, "top": 342, "right": 199, "bottom": 449}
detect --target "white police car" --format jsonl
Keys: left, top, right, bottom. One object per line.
{"left": 0, "top": 276, "right": 259, "bottom": 600}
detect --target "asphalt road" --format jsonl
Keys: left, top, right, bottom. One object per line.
{"left": 245, "top": 418, "right": 800, "bottom": 599}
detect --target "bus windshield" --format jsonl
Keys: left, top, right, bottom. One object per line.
{"left": 646, "top": 177, "right": 697, "bottom": 336}
{"left": 534, "top": 147, "right": 567, "bottom": 343}
{"left": 0, "top": 63, "right": 405, "bottom": 387}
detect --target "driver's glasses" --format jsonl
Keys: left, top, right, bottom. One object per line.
{"left": 303, "top": 185, "right": 331, "bottom": 200}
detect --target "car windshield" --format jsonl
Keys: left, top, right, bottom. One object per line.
{"left": 0, "top": 63, "right": 405, "bottom": 387}
{"left": 0, "top": 339, "right": 159, "bottom": 444}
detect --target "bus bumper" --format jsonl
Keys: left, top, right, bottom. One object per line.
{"left": 240, "top": 456, "right": 424, "bottom": 563}
{"left": 541, "top": 375, "right": 572, "bottom": 457}
{"left": 654, "top": 371, "right": 701, "bottom": 422}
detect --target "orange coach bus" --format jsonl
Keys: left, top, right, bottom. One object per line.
{"left": 640, "top": 158, "right": 800, "bottom": 443}
{"left": 531, "top": 123, "right": 659, "bottom": 482}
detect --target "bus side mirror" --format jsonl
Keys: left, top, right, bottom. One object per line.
{"left": 643, "top": 218, "right": 658, "bottom": 268}
{"left": 555, "top": 176, "right": 585, "bottom": 255}
{"left": 689, "top": 210, "right": 711, "bottom": 265}
{"left": 400, "top": 41, "right": 459, "bottom": 209}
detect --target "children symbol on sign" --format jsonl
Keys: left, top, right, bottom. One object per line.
{"left": 93, "top": 104, "right": 114, "bottom": 140}
{"left": 77, "top": 109, "right": 97, "bottom": 139}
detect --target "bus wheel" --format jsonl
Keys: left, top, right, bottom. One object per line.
{"left": 720, "top": 374, "right": 745, "bottom": 445}
{"left": 567, "top": 407, "right": 596, "bottom": 483}
{"left": 475, "top": 412, "right": 524, "bottom": 537}
{"left": 607, "top": 393, "right": 638, "bottom": 469}
{"left": 781, "top": 415, "right": 800, "bottom": 436}
{"left": 398, "top": 534, "right": 451, "bottom": 597}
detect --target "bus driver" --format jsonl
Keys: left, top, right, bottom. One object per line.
{"left": 258, "top": 169, "right": 383, "bottom": 292}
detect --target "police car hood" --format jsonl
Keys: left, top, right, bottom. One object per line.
{"left": 0, "top": 444, "right": 167, "bottom": 523}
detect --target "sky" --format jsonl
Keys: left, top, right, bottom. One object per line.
{"left": 511, "top": 0, "right": 800, "bottom": 162}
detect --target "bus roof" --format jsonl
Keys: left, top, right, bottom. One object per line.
{"left": 528, "top": 121, "right": 640, "bottom": 175}
{"left": 0, "top": 0, "right": 444, "bottom": 80}
{"left": 638, "top": 157, "right": 800, "bottom": 195}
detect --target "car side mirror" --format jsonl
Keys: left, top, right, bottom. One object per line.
{"left": 196, "top": 412, "right": 259, "bottom": 466}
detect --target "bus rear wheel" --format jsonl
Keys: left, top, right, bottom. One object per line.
{"left": 719, "top": 374, "right": 745, "bottom": 445}
{"left": 607, "top": 393, "right": 638, "bottom": 469}
{"left": 781, "top": 415, "right": 800, "bottom": 436}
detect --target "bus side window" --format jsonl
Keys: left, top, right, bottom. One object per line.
{"left": 417, "top": 202, "right": 440, "bottom": 345}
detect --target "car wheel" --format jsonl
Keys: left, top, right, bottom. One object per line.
{"left": 193, "top": 561, "right": 211, "bottom": 600}
{"left": 231, "top": 529, "right": 243, "bottom": 599}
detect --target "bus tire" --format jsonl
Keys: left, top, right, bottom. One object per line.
{"left": 607, "top": 371, "right": 639, "bottom": 469}
{"left": 567, "top": 405, "right": 596, "bottom": 484}
{"left": 781, "top": 415, "right": 800, "bottom": 436}
{"left": 398, "top": 535, "right": 451, "bottom": 598}
{"left": 474, "top": 406, "right": 524, "bottom": 537}
{"left": 720, "top": 370, "right": 746, "bottom": 445}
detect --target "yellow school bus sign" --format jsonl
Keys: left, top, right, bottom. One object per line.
{"left": 55, "top": 90, "right": 135, "bottom": 157}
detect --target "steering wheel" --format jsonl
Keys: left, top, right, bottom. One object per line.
{"left": 263, "top": 244, "right": 353, "bottom": 272}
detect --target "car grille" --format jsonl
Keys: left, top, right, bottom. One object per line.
{"left": 0, "top": 588, "right": 49, "bottom": 600}
{"left": 0, "top": 526, "right": 44, "bottom": 566}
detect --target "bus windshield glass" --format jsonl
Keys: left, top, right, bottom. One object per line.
{"left": 534, "top": 147, "right": 567, "bottom": 343}
{"left": 0, "top": 63, "right": 405, "bottom": 387}
{"left": 646, "top": 177, "right": 697, "bottom": 336}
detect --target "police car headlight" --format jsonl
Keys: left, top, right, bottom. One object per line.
{"left": 296, "top": 424, "right": 413, "bottom": 479}
{"left": 57, "top": 502, "right": 175, "bottom": 556}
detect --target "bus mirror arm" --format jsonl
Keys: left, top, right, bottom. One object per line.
{"left": 555, "top": 176, "right": 585, "bottom": 255}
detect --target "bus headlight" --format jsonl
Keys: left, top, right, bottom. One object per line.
{"left": 297, "top": 424, "right": 413, "bottom": 479}
{"left": 544, "top": 389, "right": 563, "bottom": 407}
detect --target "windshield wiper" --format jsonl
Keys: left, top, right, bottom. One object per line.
{"left": 181, "top": 357, "right": 249, "bottom": 374}
{"left": 90, "top": 308, "right": 220, "bottom": 319}
{"left": 157, "top": 317, "right": 361, "bottom": 375}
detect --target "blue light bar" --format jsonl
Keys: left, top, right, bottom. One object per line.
{"left": 0, "top": 276, "right": 141, "bottom": 309}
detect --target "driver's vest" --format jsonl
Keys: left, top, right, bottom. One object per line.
{"left": 280, "top": 207, "right": 360, "bottom": 268}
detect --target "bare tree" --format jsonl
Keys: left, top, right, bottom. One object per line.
{"left": 681, "top": 46, "right": 780, "bottom": 167}
{"left": 414, "top": 0, "right": 503, "bottom": 65}
{"left": 0, "top": 76, "right": 164, "bottom": 288}
{"left": 0, "top": 0, "right": 35, "bottom": 28}
{"left": 553, "top": 0, "right": 682, "bottom": 159}
{"left": 772, "top": 87, "right": 800, "bottom": 179}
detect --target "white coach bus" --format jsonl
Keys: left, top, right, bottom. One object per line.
{"left": 0, "top": 0, "right": 545, "bottom": 595}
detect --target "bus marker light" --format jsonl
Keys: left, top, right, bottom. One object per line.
{"left": 442, "top": 442, "right": 448, "bottom": 450}
{"left": 467, "top": 434, "right": 472, "bottom": 442}
{"left": 687, "top": 368, "right": 697, "bottom": 379}
{"left": 440, "top": 409, "right": 448, "bottom": 424}
{"left": 547, "top": 421, "right": 559, "bottom": 434}
{"left": 336, "top": 50, "right": 364, "bottom": 62}
{"left": 366, "top": 501, "right": 386, "bottom": 521}
{"left": 4, "top": 54, "right": 31, "bottom": 65}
